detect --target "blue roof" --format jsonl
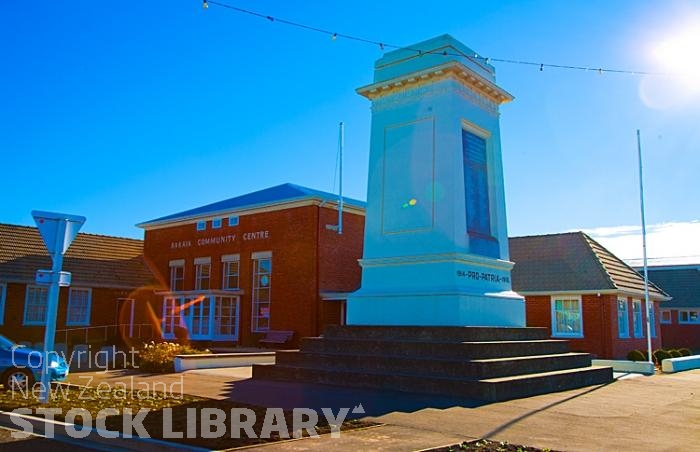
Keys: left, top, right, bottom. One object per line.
{"left": 138, "top": 183, "right": 366, "bottom": 227}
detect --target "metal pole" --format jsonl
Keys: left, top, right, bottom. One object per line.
{"left": 40, "top": 221, "right": 66, "bottom": 403}
{"left": 637, "top": 129, "right": 653, "bottom": 365}
{"left": 338, "top": 121, "right": 344, "bottom": 235}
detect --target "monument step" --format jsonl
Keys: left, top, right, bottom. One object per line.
{"left": 300, "top": 337, "right": 571, "bottom": 359}
{"left": 274, "top": 350, "right": 593, "bottom": 379}
{"left": 322, "top": 325, "right": 550, "bottom": 342}
{"left": 252, "top": 363, "right": 613, "bottom": 402}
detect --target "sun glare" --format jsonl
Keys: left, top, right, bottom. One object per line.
{"left": 653, "top": 26, "right": 700, "bottom": 91}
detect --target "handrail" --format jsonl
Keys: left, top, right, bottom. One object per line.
{"left": 54, "top": 323, "right": 157, "bottom": 346}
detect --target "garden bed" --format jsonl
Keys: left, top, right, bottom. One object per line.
{"left": 426, "top": 439, "right": 560, "bottom": 451}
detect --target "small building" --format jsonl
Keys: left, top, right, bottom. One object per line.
{"left": 509, "top": 232, "right": 669, "bottom": 359}
{"left": 136, "top": 183, "right": 365, "bottom": 347}
{"left": 644, "top": 265, "right": 700, "bottom": 351}
{"left": 0, "top": 223, "right": 158, "bottom": 348}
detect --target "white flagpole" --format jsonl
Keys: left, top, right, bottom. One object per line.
{"left": 637, "top": 129, "right": 653, "bottom": 364}
{"left": 338, "top": 121, "right": 344, "bottom": 235}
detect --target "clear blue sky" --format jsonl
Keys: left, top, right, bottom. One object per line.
{"left": 2, "top": 0, "right": 698, "bottom": 241}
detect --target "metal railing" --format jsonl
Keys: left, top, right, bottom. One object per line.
{"left": 55, "top": 323, "right": 157, "bottom": 347}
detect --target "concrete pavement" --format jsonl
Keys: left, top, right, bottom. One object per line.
{"left": 66, "top": 367, "right": 700, "bottom": 451}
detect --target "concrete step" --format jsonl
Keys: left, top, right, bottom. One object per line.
{"left": 322, "top": 325, "right": 551, "bottom": 342}
{"left": 275, "top": 350, "right": 593, "bottom": 379}
{"left": 252, "top": 363, "right": 613, "bottom": 402}
{"left": 300, "top": 337, "right": 571, "bottom": 359}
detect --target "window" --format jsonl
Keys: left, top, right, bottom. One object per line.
{"left": 0, "top": 283, "right": 6, "bottom": 325}
{"left": 679, "top": 310, "right": 700, "bottom": 324}
{"left": 194, "top": 257, "right": 211, "bottom": 290}
{"left": 252, "top": 251, "right": 272, "bottom": 332}
{"left": 196, "top": 220, "right": 206, "bottom": 231}
{"left": 67, "top": 288, "right": 91, "bottom": 326}
{"left": 632, "top": 300, "right": 643, "bottom": 337}
{"left": 222, "top": 254, "right": 240, "bottom": 290}
{"left": 212, "top": 218, "right": 222, "bottom": 229}
{"left": 660, "top": 310, "right": 672, "bottom": 324}
{"left": 169, "top": 259, "right": 185, "bottom": 291}
{"left": 24, "top": 286, "right": 48, "bottom": 325}
{"left": 648, "top": 303, "right": 656, "bottom": 338}
{"left": 215, "top": 296, "right": 239, "bottom": 338}
{"left": 617, "top": 298, "right": 629, "bottom": 338}
{"left": 162, "top": 297, "right": 183, "bottom": 338}
{"left": 551, "top": 296, "right": 583, "bottom": 337}
{"left": 228, "top": 216, "right": 239, "bottom": 227}
{"left": 188, "top": 296, "right": 210, "bottom": 338}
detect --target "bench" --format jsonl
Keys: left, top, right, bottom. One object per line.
{"left": 258, "top": 330, "right": 294, "bottom": 347}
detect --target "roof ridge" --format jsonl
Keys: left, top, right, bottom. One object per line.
{"left": 509, "top": 231, "right": 582, "bottom": 240}
{"left": 580, "top": 232, "right": 621, "bottom": 291}
{"left": 0, "top": 223, "right": 142, "bottom": 242}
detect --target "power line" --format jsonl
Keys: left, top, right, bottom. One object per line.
{"left": 202, "top": 0, "right": 675, "bottom": 77}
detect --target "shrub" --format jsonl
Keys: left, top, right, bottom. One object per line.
{"left": 679, "top": 348, "right": 693, "bottom": 357}
{"left": 653, "top": 349, "right": 672, "bottom": 365}
{"left": 137, "top": 341, "right": 208, "bottom": 373}
{"left": 174, "top": 326, "right": 190, "bottom": 345}
{"left": 668, "top": 349, "right": 682, "bottom": 358}
{"left": 627, "top": 350, "right": 646, "bottom": 362}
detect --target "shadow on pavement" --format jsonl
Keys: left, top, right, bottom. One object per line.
{"left": 217, "top": 378, "right": 486, "bottom": 417}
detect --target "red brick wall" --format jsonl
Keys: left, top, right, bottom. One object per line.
{"left": 525, "top": 293, "right": 662, "bottom": 359}
{"left": 660, "top": 310, "right": 700, "bottom": 351}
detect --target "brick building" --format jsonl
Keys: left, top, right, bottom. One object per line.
{"left": 0, "top": 223, "right": 158, "bottom": 348}
{"left": 644, "top": 265, "right": 700, "bottom": 351}
{"left": 137, "top": 183, "right": 365, "bottom": 347}
{"left": 509, "top": 232, "right": 669, "bottom": 359}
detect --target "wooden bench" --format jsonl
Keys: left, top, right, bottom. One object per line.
{"left": 258, "top": 330, "right": 294, "bottom": 347}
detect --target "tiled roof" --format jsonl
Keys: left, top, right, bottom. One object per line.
{"left": 509, "top": 231, "right": 668, "bottom": 299}
{"left": 138, "top": 183, "right": 366, "bottom": 227}
{"left": 0, "top": 223, "right": 156, "bottom": 289}
{"left": 644, "top": 266, "right": 700, "bottom": 308}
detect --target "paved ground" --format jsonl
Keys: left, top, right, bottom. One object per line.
{"left": 64, "top": 367, "right": 700, "bottom": 451}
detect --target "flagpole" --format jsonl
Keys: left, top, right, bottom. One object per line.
{"left": 338, "top": 121, "right": 344, "bottom": 235}
{"left": 636, "top": 129, "right": 653, "bottom": 365}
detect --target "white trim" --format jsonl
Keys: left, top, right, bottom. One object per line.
{"left": 194, "top": 256, "right": 211, "bottom": 265}
{"left": 168, "top": 259, "right": 185, "bottom": 267}
{"left": 137, "top": 198, "right": 365, "bottom": 231}
{"left": 251, "top": 250, "right": 272, "bottom": 260}
{"left": 228, "top": 216, "right": 239, "bottom": 227}
{"left": 550, "top": 295, "right": 583, "bottom": 338}
{"left": 679, "top": 309, "right": 700, "bottom": 324}
{"left": 221, "top": 254, "right": 240, "bottom": 262}
{"left": 196, "top": 220, "right": 207, "bottom": 231}
{"left": 66, "top": 287, "right": 92, "bottom": 326}
{"left": 0, "top": 283, "right": 6, "bottom": 326}
{"left": 23, "top": 285, "right": 48, "bottom": 326}
{"left": 212, "top": 218, "right": 222, "bottom": 229}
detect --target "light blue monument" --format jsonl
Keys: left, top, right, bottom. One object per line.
{"left": 347, "top": 35, "right": 525, "bottom": 327}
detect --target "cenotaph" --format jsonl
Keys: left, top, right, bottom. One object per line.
{"left": 347, "top": 34, "right": 525, "bottom": 326}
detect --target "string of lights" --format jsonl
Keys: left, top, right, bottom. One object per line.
{"left": 202, "top": 0, "right": 674, "bottom": 77}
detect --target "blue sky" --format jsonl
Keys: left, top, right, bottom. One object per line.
{"left": 1, "top": 1, "right": 698, "bottom": 261}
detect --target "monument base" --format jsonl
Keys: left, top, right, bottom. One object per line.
{"left": 347, "top": 291, "right": 525, "bottom": 327}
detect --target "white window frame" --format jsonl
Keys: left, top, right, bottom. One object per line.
{"left": 617, "top": 298, "right": 629, "bottom": 338}
{"left": 648, "top": 303, "right": 656, "bottom": 338}
{"left": 632, "top": 299, "right": 643, "bottom": 338}
{"left": 221, "top": 254, "right": 240, "bottom": 290}
{"left": 194, "top": 257, "right": 211, "bottom": 291}
{"left": 66, "top": 287, "right": 92, "bottom": 326}
{"left": 228, "top": 216, "right": 239, "bottom": 227}
{"left": 169, "top": 259, "right": 185, "bottom": 292}
{"left": 550, "top": 295, "right": 583, "bottom": 338}
{"left": 24, "top": 285, "right": 48, "bottom": 325}
{"left": 212, "top": 218, "right": 222, "bottom": 229}
{"left": 679, "top": 310, "right": 700, "bottom": 324}
{"left": 252, "top": 251, "right": 272, "bottom": 333}
{"left": 0, "top": 283, "right": 6, "bottom": 326}
{"left": 162, "top": 297, "right": 183, "bottom": 339}
{"left": 660, "top": 309, "right": 672, "bottom": 324}
{"left": 196, "top": 220, "right": 207, "bottom": 231}
{"left": 162, "top": 295, "right": 240, "bottom": 341}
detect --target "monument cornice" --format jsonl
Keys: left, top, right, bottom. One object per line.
{"left": 356, "top": 61, "right": 513, "bottom": 105}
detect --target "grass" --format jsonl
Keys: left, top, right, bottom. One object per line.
{"left": 0, "top": 384, "right": 377, "bottom": 449}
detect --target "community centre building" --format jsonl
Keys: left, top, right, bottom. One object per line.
{"left": 136, "top": 183, "right": 365, "bottom": 347}
{"left": 509, "top": 232, "right": 669, "bottom": 359}
{"left": 644, "top": 265, "right": 700, "bottom": 351}
{"left": 0, "top": 223, "right": 158, "bottom": 348}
